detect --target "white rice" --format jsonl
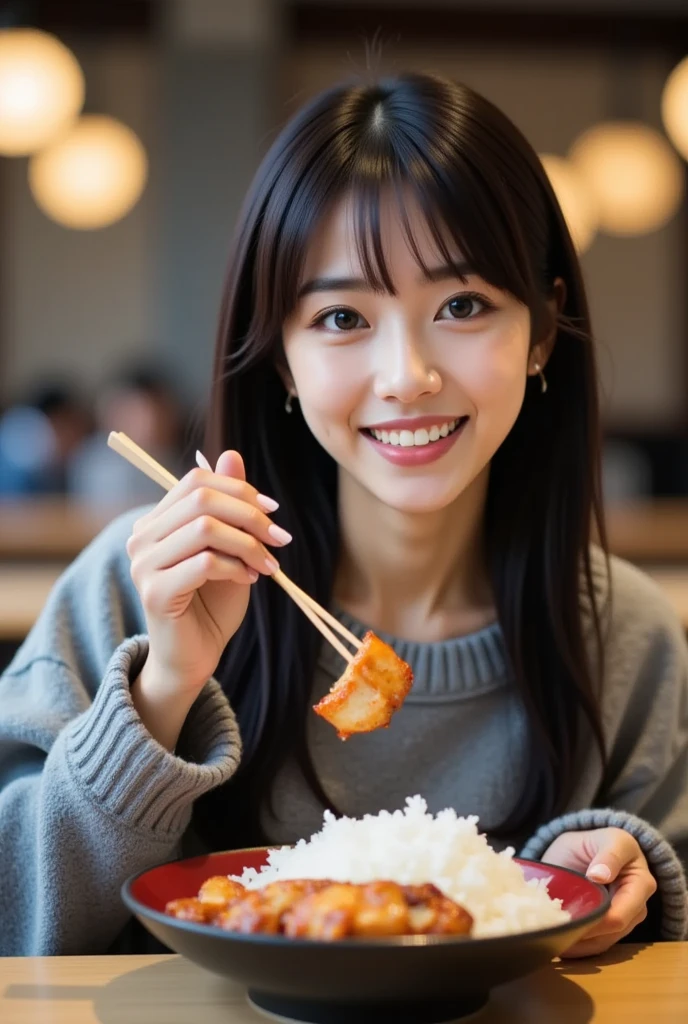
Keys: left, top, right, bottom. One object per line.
{"left": 233, "top": 796, "right": 570, "bottom": 938}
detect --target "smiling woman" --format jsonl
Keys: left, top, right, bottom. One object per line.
{"left": 0, "top": 72, "right": 686, "bottom": 960}
{"left": 203, "top": 73, "right": 601, "bottom": 838}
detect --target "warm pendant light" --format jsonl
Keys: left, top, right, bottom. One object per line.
{"left": 540, "top": 154, "right": 598, "bottom": 253}
{"left": 28, "top": 115, "right": 148, "bottom": 229}
{"left": 569, "top": 121, "right": 684, "bottom": 236}
{"left": 0, "top": 28, "right": 84, "bottom": 156}
{"left": 662, "top": 55, "right": 688, "bottom": 162}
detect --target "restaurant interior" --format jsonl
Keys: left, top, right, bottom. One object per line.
{"left": 2, "top": 0, "right": 688, "bottom": 668}
{"left": 1, "top": 2, "right": 688, "bottom": 1020}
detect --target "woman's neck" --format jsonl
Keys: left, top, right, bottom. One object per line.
{"left": 334, "top": 469, "right": 496, "bottom": 642}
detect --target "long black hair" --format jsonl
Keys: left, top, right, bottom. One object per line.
{"left": 197, "top": 72, "right": 608, "bottom": 846}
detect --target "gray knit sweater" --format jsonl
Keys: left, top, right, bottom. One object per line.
{"left": 0, "top": 509, "right": 686, "bottom": 955}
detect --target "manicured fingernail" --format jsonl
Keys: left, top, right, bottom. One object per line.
{"left": 247, "top": 569, "right": 259, "bottom": 583}
{"left": 268, "top": 524, "right": 293, "bottom": 546}
{"left": 257, "top": 494, "right": 280, "bottom": 513}
{"left": 587, "top": 865, "right": 611, "bottom": 883}
{"left": 196, "top": 450, "right": 212, "bottom": 471}
{"left": 265, "top": 556, "right": 280, "bottom": 574}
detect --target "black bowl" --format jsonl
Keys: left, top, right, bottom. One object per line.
{"left": 122, "top": 848, "right": 609, "bottom": 1023}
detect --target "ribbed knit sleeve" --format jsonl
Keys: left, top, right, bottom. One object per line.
{"left": 0, "top": 510, "right": 242, "bottom": 954}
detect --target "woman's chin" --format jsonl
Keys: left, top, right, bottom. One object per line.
{"left": 365, "top": 481, "right": 467, "bottom": 516}
{"left": 337, "top": 453, "right": 484, "bottom": 515}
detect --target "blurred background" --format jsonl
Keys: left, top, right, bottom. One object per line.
{"left": 1, "top": 0, "right": 688, "bottom": 662}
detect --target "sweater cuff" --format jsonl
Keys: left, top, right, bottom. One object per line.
{"left": 521, "top": 808, "right": 688, "bottom": 941}
{"left": 65, "top": 635, "right": 241, "bottom": 837}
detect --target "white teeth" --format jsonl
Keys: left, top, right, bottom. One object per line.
{"left": 370, "top": 419, "right": 462, "bottom": 446}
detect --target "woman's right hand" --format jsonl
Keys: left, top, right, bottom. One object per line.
{"left": 127, "top": 449, "right": 291, "bottom": 702}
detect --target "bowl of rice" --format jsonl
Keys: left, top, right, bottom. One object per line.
{"left": 123, "top": 797, "right": 610, "bottom": 1024}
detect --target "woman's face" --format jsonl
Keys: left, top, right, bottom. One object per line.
{"left": 282, "top": 194, "right": 538, "bottom": 515}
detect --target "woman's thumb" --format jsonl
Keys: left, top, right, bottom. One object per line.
{"left": 585, "top": 832, "right": 626, "bottom": 884}
{"left": 214, "top": 449, "right": 246, "bottom": 481}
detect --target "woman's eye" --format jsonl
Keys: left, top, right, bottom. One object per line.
{"left": 436, "top": 294, "right": 491, "bottom": 321}
{"left": 315, "top": 308, "right": 368, "bottom": 331}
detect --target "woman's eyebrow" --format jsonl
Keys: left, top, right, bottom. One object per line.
{"left": 297, "top": 275, "right": 370, "bottom": 299}
{"left": 297, "top": 261, "right": 475, "bottom": 299}
{"left": 423, "top": 260, "right": 474, "bottom": 283}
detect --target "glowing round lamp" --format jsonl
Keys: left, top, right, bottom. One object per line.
{"left": 569, "top": 121, "right": 684, "bottom": 236}
{"left": 0, "top": 28, "right": 84, "bottom": 156}
{"left": 662, "top": 55, "right": 688, "bottom": 162}
{"left": 28, "top": 115, "right": 148, "bottom": 229}
{"left": 540, "top": 153, "right": 597, "bottom": 253}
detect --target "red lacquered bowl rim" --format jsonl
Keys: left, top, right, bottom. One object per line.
{"left": 121, "top": 849, "right": 611, "bottom": 950}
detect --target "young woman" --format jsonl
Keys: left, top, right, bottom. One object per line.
{"left": 1, "top": 73, "right": 686, "bottom": 958}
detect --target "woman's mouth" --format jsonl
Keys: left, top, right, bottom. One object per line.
{"left": 364, "top": 417, "right": 466, "bottom": 448}
{"left": 360, "top": 416, "right": 469, "bottom": 467}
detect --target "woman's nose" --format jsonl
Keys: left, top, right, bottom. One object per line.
{"left": 373, "top": 335, "right": 442, "bottom": 403}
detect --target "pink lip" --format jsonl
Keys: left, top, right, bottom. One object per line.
{"left": 362, "top": 415, "right": 463, "bottom": 431}
{"left": 362, "top": 417, "right": 468, "bottom": 467}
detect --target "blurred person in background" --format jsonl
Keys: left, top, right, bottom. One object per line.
{"left": 602, "top": 440, "right": 653, "bottom": 504}
{"left": 68, "top": 365, "right": 186, "bottom": 508}
{"left": 0, "top": 383, "right": 91, "bottom": 497}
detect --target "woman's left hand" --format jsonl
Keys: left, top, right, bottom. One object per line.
{"left": 541, "top": 827, "right": 657, "bottom": 958}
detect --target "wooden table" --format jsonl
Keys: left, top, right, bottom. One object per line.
{"left": 0, "top": 500, "right": 118, "bottom": 561}
{"left": 0, "top": 945, "right": 686, "bottom": 1022}
{"left": 1, "top": 497, "right": 688, "bottom": 564}
{"left": 0, "top": 564, "right": 64, "bottom": 640}
{"left": 0, "top": 497, "right": 688, "bottom": 641}
{"left": 2, "top": 564, "right": 688, "bottom": 643}
{"left": 605, "top": 500, "right": 688, "bottom": 564}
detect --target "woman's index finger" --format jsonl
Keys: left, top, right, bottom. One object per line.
{"left": 141, "top": 464, "right": 258, "bottom": 522}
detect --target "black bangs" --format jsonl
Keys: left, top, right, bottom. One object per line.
{"left": 345, "top": 169, "right": 529, "bottom": 303}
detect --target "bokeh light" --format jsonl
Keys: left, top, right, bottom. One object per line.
{"left": 540, "top": 153, "right": 598, "bottom": 253}
{"left": 0, "top": 29, "right": 84, "bottom": 156}
{"left": 662, "top": 55, "right": 688, "bottom": 162}
{"left": 569, "top": 121, "right": 684, "bottom": 236}
{"left": 29, "top": 115, "right": 148, "bottom": 230}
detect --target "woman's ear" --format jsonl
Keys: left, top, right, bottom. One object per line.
{"left": 275, "top": 358, "right": 297, "bottom": 399}
{"left": 529, "top": 277, "right": 566, "bottom": 375}
{"left": 550, "top": 276, "right": 567, "bottom": 321}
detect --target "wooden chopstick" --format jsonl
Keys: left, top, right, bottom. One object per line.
{"left": 107, "top": 431, "right": 359, "bottom": 663}
{"left": 273, "top": 570, "right": 361, "bottom": 650}
{"left": 273, "top": 576, "right": 354, "bottom": 663}
{"left": 108, "top": 432, "right": 178, "bottom": 491}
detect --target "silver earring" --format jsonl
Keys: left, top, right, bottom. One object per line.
{"left": 285, "top": 391, "right": 294, "bottom": 414}
{"left": 534, "top": 362, "right": 548, "bottom": 394}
